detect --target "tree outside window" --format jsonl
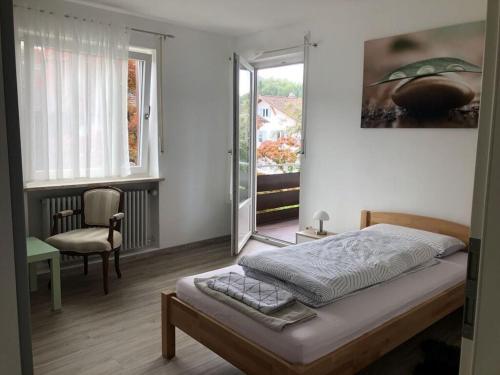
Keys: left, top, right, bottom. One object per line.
{"left": 127, "top": 60, "right": 140, "bottom": 166}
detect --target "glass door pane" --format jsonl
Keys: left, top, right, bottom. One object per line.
{"left": 231, "top": 54, "right": 254, "bottom": 255}
{"left": 239, "top": 68, "right": 251, "bottom": 203}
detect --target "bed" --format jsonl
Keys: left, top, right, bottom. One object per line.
{"left": 161, "top": 210, "right": 469, "bottom": 375}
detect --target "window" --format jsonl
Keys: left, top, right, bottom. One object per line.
{"left": 262, "top": 108, "right": 270, "bottom": 117}
{"left": 128, "top": 50, "right": 152, "bottom": 174}
{"left": 15, "top": 7, "right": 134, "bottom": 182}
{"left": 15, "top": 5, "right": 160, "bottom": 183}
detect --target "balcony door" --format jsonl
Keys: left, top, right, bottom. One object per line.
{"left": 231, "top": 54, "right": 255, "bottom": 255}
{"left": 253, "top": 63, "right": 304, "bottom": 244}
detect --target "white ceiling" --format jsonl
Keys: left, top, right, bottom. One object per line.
{"left": 70, "top": 0, "right": 322, "bottom": 36}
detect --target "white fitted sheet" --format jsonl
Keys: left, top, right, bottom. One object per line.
{"left": 176, "top": 252, "right": 467, "bottom": 365}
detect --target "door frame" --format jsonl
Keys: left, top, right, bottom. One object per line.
{"left": 0, "top": 0, "right": 33, "bottom": 372}
{"left": 233, "top": 47, "right": 309, "bottom": 250}
{"left": 250, "top": 61, "right": 306, "bottom": 247}
{"left": 459, "top": 0, "right": 500, "bottom": 372}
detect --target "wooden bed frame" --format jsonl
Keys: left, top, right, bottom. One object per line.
{"left": 161, "top": 210, "right": 469, "bottom": 375}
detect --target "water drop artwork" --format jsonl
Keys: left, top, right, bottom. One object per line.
{"left": 361, "top": 21, "right": 485, "bottom": 128}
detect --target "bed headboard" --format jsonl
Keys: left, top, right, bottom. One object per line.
{"left": 360, "top": 210, "right": 470, "bottom": 246}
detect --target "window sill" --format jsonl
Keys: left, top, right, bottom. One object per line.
{"left": 24, "top": 176, "right": 164, "bottom": 192}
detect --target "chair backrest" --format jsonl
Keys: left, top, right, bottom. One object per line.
{"left": 82, "top": 187, "right": 123, "bottom": 227}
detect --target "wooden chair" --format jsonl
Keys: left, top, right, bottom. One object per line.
{"left": 46, "top": 186, "right": 125, "bottom": 294}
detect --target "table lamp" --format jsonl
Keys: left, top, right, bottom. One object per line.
{"left": 313, "top": 210, "right": 330, "bottom": 235}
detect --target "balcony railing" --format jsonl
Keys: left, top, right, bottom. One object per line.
{"left": 256, "top": 161, "right": 300, "bottom": 175}
{"left": 256, "top": 172, "right": 300, "bottom": 225}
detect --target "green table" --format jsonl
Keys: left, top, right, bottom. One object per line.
{"left": 27, "top": 237, "right": 61, "bottom": 311}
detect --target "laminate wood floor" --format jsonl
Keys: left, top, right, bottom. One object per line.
{"left": 30, "top": 239, "right": 462, "bottom": 375}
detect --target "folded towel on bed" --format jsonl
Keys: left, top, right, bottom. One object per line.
{"left": 205, "top": 272, "right": 295, "bottom": 314}
{"left": 195, "top": 276, "right": 317, "bottom": 331}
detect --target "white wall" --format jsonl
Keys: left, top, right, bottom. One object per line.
{"left": 34, "top": 0, "right": 234, "bottom": 249}
{"left": 158, "top": 28, "right": 233, "bottom": 247}
{"left": 237, "top": 0, "right": 487, "bottom": 233}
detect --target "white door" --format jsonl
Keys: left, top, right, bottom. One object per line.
{"left": 231, "top": 54, "right": 255, "bottom": 255}
{"left": 459, "top": 0, "right": 500, "bottom": 372}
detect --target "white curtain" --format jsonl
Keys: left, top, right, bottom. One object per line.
{"left": 14, "top": 6, "right": 131, "bottom": 182}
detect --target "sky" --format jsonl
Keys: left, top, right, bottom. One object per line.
{"left": 239, "top": 63, "right": 304, "bottom": 95}
{"left": 239, "top": 69, "right": 251, "bottom": 95}
{"left": 258, "top": 63, "right": 304, "bottom": 83}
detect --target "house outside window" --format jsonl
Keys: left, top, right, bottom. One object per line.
{"left": 256, "top": 95, "right": 302, "bottom": 174}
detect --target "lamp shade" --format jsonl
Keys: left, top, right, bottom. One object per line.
{"left": 313, "top": 210, "right": 330, "bottom": 221}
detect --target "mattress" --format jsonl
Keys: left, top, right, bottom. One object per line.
{"left": 176, "top": 251, "right": 467, "bottom": 365}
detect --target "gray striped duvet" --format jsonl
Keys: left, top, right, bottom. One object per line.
{"left": 238, "top": 230, "right": 438, "bottom": 307}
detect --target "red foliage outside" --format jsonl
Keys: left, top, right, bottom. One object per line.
{"left": 256, "top": 136, "right": 300, "bottom": 172}
{"left": 127, "top": 60, "right": 139, "bottom": 165}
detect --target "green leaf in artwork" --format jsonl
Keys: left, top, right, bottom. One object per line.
{"left": 369, "top": 57, "right": 482, "bottom": 86}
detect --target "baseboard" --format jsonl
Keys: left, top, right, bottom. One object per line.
{"left": 34, "top": 234, "right": 231, "bottom": 276}
{"left": 120, "top": 234, "right": 231, "bottom": 263}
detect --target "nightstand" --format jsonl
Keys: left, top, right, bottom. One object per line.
{"left": 295, "top": 228, "right": 336, "bottom": 244}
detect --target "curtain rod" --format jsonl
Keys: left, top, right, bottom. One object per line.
{"left": 129, "top": 27, "right": 175, "bottom": 39}
{"left": 13, "top": 3, "right": 112, "bottom": 26}
{"left": 14, "top": 4, "right": 175, "bottom": 38}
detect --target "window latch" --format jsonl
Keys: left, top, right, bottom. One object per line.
{"left": 144, "top": 105, "right": 151, "bottom": 120}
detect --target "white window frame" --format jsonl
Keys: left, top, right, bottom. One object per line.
{"left": 128, "top": 48, "right": 153, "bottom": 176}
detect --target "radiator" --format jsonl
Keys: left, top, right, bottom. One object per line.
{"left": 42, "top": 190, "right": 149, "bottom": 256}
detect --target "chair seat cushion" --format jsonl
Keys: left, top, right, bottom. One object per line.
{"left": 46, "top": 228, "right": 122, "bottom": 253}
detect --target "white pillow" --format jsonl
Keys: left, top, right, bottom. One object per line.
{"left": 362, "top": 223, "right": 465, "bottom": 257}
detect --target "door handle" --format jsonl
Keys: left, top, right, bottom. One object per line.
{"left": 463, "top": 237, "right": 481, "bottom": 340}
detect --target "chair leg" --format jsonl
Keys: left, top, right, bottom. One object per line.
{"left": 47, "top": 259, "right": 52, "bottom": 290}
{"left": 84, "top": 255, "right": 88, "bottom": 275}
{"left": 101, "top": 252, "right": 110, "bottom": 295}
{"left": 114, "top": 249, "right": 122, "bottom": 279}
